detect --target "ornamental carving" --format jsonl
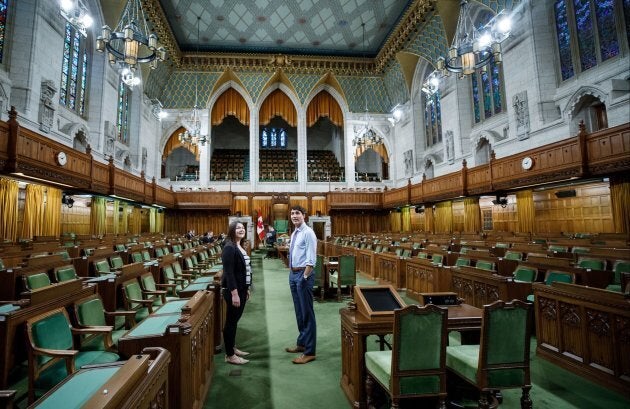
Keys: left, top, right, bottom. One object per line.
{"left": 539, "top": 298, "right": 557, "bottom": 321}
{"left": 586, "top": 309, "right": 610, "bottom": 338}
{"left": 560, "top": 302, "right": 581, "bottom": 327}
{"left": 615, "top": 316, "right": 630, "bottom": 344}
{"left": 38, "top": 80, "right": 57, "bottom": 133}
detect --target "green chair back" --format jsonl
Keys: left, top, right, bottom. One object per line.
{"left": 612, "top": 261, "right": 630, "bottom": 284}
{"left": 432, "top": 254, "right": 443, "bottom": 265}
{"left": 476, "top": 260, "right": 495, "bottom": 271}
{"left": 94, "top": 260, "right": 111, "bottom": 275}
{"left": 173, "top": 261, "right": 184, "bottom": 276}
{"left": 460, "top": 247, "right": 470, "bottom": 254}
{"left": 455, "top": 257, "right": 470, "bottom": 267}
{"left": 374, "top": 245, "right": 382, "bottom": 253}
{"left": 30, "top": 310, "right": 74, "bottom": 366}
{"left": 545, "top": 271, "right": 574, "bottom": 285}
{"left": 0, "top": 258, "right": 4, "bottom": 270}
{"left": 338, "top": 254, "right": 356, "bottom": 286}
{"left": 83, "top": 248, "right": 95, "bottom": 256}
{"left": 548, "top": 245, "right": 568, "bottom": 253}
{"left": 571, "top": 246, "right": 590, "bottom": 254}
{"left": 141, "top": 274, "right": 158, "bottom": 292}
{"left": 504, "top": 251, "right": 522, "bottom": 261}
{"left": 142, "top": 250, "right": 151, "bottom": 262}
{"left": 110, "top": 255, "right": 124, "bottom": 269}
{"left": 155, "top": 248, "right": 164, "bottom": 257}
{"left": 54, "top": 266, "right": 77, "bottom": 282}
{"left": 577, "top": 258, "right": 605, "bottom": 270}
{"left": 417, "top": 252, "right": 428, "bottom": 259}
{"left": 274, "top": 219, "right": 289, "bottom": 234}
{"left": 115, "top": 244, "right": 126, "bottom": 251}
{"left": 401, "top": 249, "right": 412, "bottom": 258}
{"left": 395, "top": 248, "right": 403, "bottom": 256}
{"left": 513, "top": 266, "right": 537, "bottom": 282}
{"left": 25, "top": 273, "right": 51, "bottom": 290}
{"left": 124, "top": 280, "right": 144, "bottom": 310}
{"left": 131, "top": 252, "right": 143, "bottom": 263}
{"left": 495, "top": 243, "right": 510, "bottom": 249}
{"left": 76, "top": 297, "right": 107, "bottom": 327}
{"left": 54, "top": 250, "right": 70, "bottom": 260}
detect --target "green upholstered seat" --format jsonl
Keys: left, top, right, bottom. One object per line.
{"left": 131, "top": 252, "right": 143, "bottom": 263}
{"left": 395, "top": 248, "right": 403, "bottom": 257}
{"left": 476, "top": 260, "right": 495, "bottom": 271}
{"left": 571, "top": 246, "right": 590, "bottom": 254}
{"left": 547, "top": 245, "right": 568, "bottom": 253}
{"left": 54, "top": 250, "right": 70, "bottom": 260}
{"left": 329, "top": 254, "right": 356, "bottom": 301}
{"left": 365, "top": 304, "right": 448, "bottom": 409}
{"left": 527, "top": 271, "right": 574, "bottom": 303}
{"left": 455, "top": 257, "right": 470, "bottom": 267}
{"left": 460, "top": 247, "right": 470, "bottom": 254}
{"left": 139, "top": 273, "right": 173, "bottom": 305}
{"left": 74, "top": 295, "right": 133, "bottom": 349}
{"left": 446, "top": 300, "right": 533, "bottom": 409}
{"left": 54, "top": 265, "right": 78, "bottom": 282}
{"left": 94, "top": 259, "right": 111, "bottom": 276}
{"left": 606, "top": 261, "right": 630, "bottom": 292}
{"left": 26, "top": 308, "right": 119, "bottom": 403}
{"left": 161, "top": 264, "right": 187, "bottom": 296}
{"left": 24, "top": 272, "right": 51, "bottom": 290}
{"left": 274, "top": 219, "right": 289, "bottom": 234}
{"left": 122, "top": 279, "right": 157, "bottom": 322}
{"left": 495, "top": 243, "right": 510, "bottom": 249}
{"left": 504, "top": 251, "right": 523, "bottom": 261}
{"left": 155, "top": 247, "right": 164, "bottom": 257}
{"left": 115, "top": 244, "right": 126, "bottom": 251}
{"left": 312, "top": 255, "right": 325, "bottom": 301}
{"left": 401, "top": 249, "right": 412, "bottom": 258}
{"left": 431, "top": 254, "right": 443, "bottom": 265}
{"left": 0, "top": 258, "right": 4, "bottom": 270}
{"left": 513, "top": 266, "right": 537, "bottom": 283}
{"left": 142, "top": 250, "right": 151, "bottom": 262}
{"left": 374, "top": 245, "right": 383, "bottom": 253}
{"left": 110, "top": 255, "right": 124, "bottom": 269}
{"left": 577, "top": 258, "right": 605, "bottom": 270}
{"left": 417, "top": 252, "right": 428, "bottom": 259}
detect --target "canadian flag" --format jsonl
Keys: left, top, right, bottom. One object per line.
{"left": 257, "top": 213, "right": 265, "bottom": 241}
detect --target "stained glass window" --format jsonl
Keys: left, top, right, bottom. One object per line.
{"left": 554, "top": 0, "right": 623, "bottom": 81}
{"left": 117, "top": 79, "right": 131, "bottom": 145}
{"left": 0, "top": 0, "right": 7, "bottom": 64}
{"left": 471, "top": 60, "right": 504, "bottom": 124}
{"left": 260, "top": 128, "right": 287, "bottom": 148}
{"left": 59, "top": 22, "right": 89, "bottom": 116}
{"left": 424, "top": 91, "right": 442, "bottom": 147}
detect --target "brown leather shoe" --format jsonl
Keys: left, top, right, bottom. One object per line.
{"left": 292, "top": 354, "right": 316, "bottom": 364}
{"left": 285, "top": 345, "right": 305, "bottom": 353}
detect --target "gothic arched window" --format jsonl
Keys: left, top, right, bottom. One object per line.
{"left": 423, "top": 91, "right": 442, "bottom": 147}
{"left": 261, "top": 129, "right": 268, "bottom": 147}
{"left": 117, "top": 79, "right": 131, "bottom": 145}
{"left": 59, "top": 22, "right": 89, "bottom": 116}
{"left": 0, "top": 0, "right": 8, "bottom": 64}
{"left": 554, "top": 0, "right": 627, "bottom": 81}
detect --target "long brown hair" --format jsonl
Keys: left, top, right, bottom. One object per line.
{"left": 227, "top": 221, "right": 245, "bottom": 246}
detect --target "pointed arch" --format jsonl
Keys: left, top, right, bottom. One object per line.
{"left": 306, "top": 90, "right": 343, "bottom": 127}
{"left": 211, "top": 88, "right": 250, "bottom": 126}
{"left": 259, "top": 89, "right": 297, "bottom": 127}
{"left": 563, "top": 85, "right": 608, "bottom": 118}
{"left": 162, "top": 127, "right": 199, "bottom": 160}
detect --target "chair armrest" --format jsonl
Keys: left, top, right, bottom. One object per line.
{"left": 32, "top": 347, "right": 78, "bottom": 358}
{"left": 71, "top": 325, "right": 114, "bottom": 334}
{"left": 128, "top": 298, "right": 154, "bottom": 306}
{"left": 156, "top": 283, "right": 176, "bottom": 289}
{"left": 143, "top": 290, "right": 167, "bottom": 296}
{"left": 105, "top": 310, "right": 137, "bottom": 328}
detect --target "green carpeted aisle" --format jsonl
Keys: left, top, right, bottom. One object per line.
{"left": 204, "top": 253, "right": 629, "bottom": 409}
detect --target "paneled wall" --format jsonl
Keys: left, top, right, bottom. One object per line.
{"left": 165, "top": 210, "right": 231, "bottom": 236}
{"left": 330, "top": 210, "right": 389, "bottom": 235}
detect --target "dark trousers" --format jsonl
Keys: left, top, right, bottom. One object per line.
{"left": 223, "top": 289, "right": 247, "bottom": 357}
{"left": 289, "top": 271, "right": 316, "bottom": 355}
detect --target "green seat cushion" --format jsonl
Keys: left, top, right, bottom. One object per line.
{"left": 192, "top": 276, "right": 214, "bottom": 284}
{"left": 28, "top": 273, "right": 51, "bottom": 290}
{"left": 126, "top": 314, "right": 181, "bottom": 337}
{"left": 36, "top": 351, "right": 119, "bottom": 390}
{"left": 184, "top": 283, "right": 210, "bottom": 292}
{"left": 0, "top": 304, "right": 20, "bottom": 313}
{"left": 476, "top": 261, "right": 494, "bottom": 271}
{"left": 366, "top": 350, "right": 392, "bottom": 390}
{"left": 446, "top": 345, "right": 480, "bottom": 384}
{"left": 34, "top": 366, "right": 119, "bottom": 409}
{"left": 605, "top": 284, "right": 622, "bottom": 292}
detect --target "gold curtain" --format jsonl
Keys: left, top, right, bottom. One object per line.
{"left": 120, "top": 202, "right": 129, "bottom": 234}
{"left": 21, "top": 184, "right": 45, "bottom": 239}
{"left": 211, "top": 88, "right": 250, "bottom": 126}
{"left": 0, "top": 178, "right": 19, "bottom": 242}
{"left": 252, "top": 198, "right": 272, "bottom": 223}
{"left": 130, "top": 207, "right": 141, "bottom": 235}
{"left": 149, "top": 208, "right": 157, "bottom": 233}
{"left": 289, "top": 197, "right": 309, "bottom": 214}
{"left": 233, "top": 197, "right": 249, "bottom": 215}
{"left": 112, "top": 200, "right": 120, "bottom": 235}
{"left": 162, "top": 127, "right": 199, "bottom": 160}
{"left": 156, "top": 211, "right": 164, "bottom": 233}
{"left": 610, "top": 176, "right": 630, "bottom": 233}
{"left": 389, "top": 211, "right": 402, "bottom": 232}
{"left": 311, "top": 197, "right": 327, "bottom": 216}
{"left": 516, "top": 190, "right": 535, "bottom": 233}
{"left": 401, "top": 207, "right": 411, "bottom": 232}
{"left": 43, "top": 187, "right": 62, "bottom": 237}
{"left": 463, "top": 197, "right": 481, "bottom": 233}
{"left": 355, "top": 143, "right": 389, "bottom": 163}
{"left": 259, "top": 90, "right": 297, "bottom": 127}
{"left": 90, "top": 197, "right": 107, "bottom": 236}
{"left": 306, "top": 91, "right": 343, "bottom": 127}
{"left": 424, "top": 206, "right": 434, "bottom": 233}
{"left": 434, "top": 201, "right": 453, "bottom": 233}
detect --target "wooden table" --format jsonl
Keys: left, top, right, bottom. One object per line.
{"left": 339, "top": 304, "right": 482, "bottom": 408}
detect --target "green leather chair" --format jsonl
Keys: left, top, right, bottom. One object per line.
{"left": 577, "top": 257, "right": 605, "bottom": 270}
{"left": 94, "top": 259, "right": 113, "bottom": 276}
{"left": 23, "top": 272, "right": 51, "bottom": 291}
{"left": 504, "top": 251, "right": 523, "bottom": 261}
{"left": 606, "top": 261, "right": 630, "bottom": 292}
{"left": 115, "top": 244, "right": 126, "bottom": 252}
{"left": 25, "top": 307, "right": 119, "bottom": 403}
{"left": 455, "top": 257, "right": 471, "bottom": 267}
{"left": 513, "top": 266, "right": 538, "bottom": 283}
{"left": 141, "top": 250, "right": 152, "bottom": 262}
{"left": 527, "top": 270, "right": 575, "bottom": 302}
{"left": 139, "top": 273, "right": 174, "bottom": 306}
{"left": 155, "top": 247, "right": 165, "bottom": 257}
{"left": 110, "top": 255, "right": 124, "bottom": 270}
{"left": 571, "top": 246, "right": 590, "bottom": 254}
{"left": 54, "top": 250, "right": 70, "bottom": 261}
{"left": 431, "top": 254, "right": 443, "bottom": 265}
{"left": 54, "top": 265, "right": 79, "bottom": 282}
{"left": 329, "top": 254, "right": 356, "bottom": 301}
{"left": 161, "top": 264, "right": 189, "bottom": 296}
{"left": 121, "top": 278, "right": 158, "bottom": 322}
{"left": 131, "top": 252, "right": 143, "bottom": 263}
{"left": 0, "top": 258, "right": 4, "bottom": 270}
{"left": 312, "top": 255, "right": 325, "bottom": 301}
{"left": 73, "top": 294, "right": 136, "bottom": 349}
{"left": 547, "top": 245, "right": 568, "bottom": 253}
{"left": 365, "top": 304, "right": 448, "bottom": 409}
{"left": 446, "top": 300, "right": 533, "bottom": 409}
{"left": 401, "top": 249, "right": 412, "bottom": 258}
{"left": 417, "top": 252, "right": 428, "bottom": 259}
{"left": 475, "top": 260, "right": 495, "bottom": 271}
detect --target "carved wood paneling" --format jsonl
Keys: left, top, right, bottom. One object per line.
{"left": 175, "top": 192, "right": 232, "bottom": 209}
{"left": 382, "top": 186, "right": 408, "bottom": 208}
{"left": 327, "top": 192, "right": 382, "bottom": 209}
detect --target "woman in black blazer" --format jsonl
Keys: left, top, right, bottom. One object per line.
{"left": 221, "top": 221, "right": 252, "bottom": 365}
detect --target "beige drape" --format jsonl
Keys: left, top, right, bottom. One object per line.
{"left": 130, "top": 207, "right": 141, "bottom": 235}
{"left": 355, "top": 143, "right": 389, "bottom": 163}
{"left": 21, "top": 184, "right": 45, "bottom": 239}
{"left": 120, "top": 202, "right": 129, "bottom": 234}
{"left": 0, "top": 178, "right": 19, "bottom": 242}
{"left": 252, "top": 198, "right": 272, "bottom": 223}
{"left": 434, "top": 201, "right": 453, "bottom": 233}
{"left": 90, "top": 197, "right": 107, "bottom": 236}
{"left": 306, "top": 91, "right": 343, "bottom": 127}
{"left": 259, "top": 90, "right": 297, "bottom": 127}
{"left": 610, "top": 176, "right": 630, "bottom": 233}
{"left": 43, "top": 187, "right": 62, "bottom": 237}
{"left": 162, "top": 127, "right": 200, "bottom": 160}
{"left": 149, "top": 208, "right": 157, "bottom": 233}
{"left": 311, "top": 197, "right": 327, "bottom": 216}
{"left": 156, "top": 211, "right": 164, "bottom": 233}
{"left": 289, "top": 197, "right": 309, "bottom": 214}
{"left": 211, "top": 88, "right": 250, "bottom": 126}
{"left": 390, "top": 211, "right": 402, "bottom": 232}
{"left": 233, "top": 197, "right": 249, "bottom": 216}
{"left": 112, "top": 200, "right": 120, "bottom": 235}
{"left": 516, "top": 190, "right": 535, "bottom": 233}
{"left": 463, "top": 197, "right": 481, "bottom": 233}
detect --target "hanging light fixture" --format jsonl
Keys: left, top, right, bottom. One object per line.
{"left": 352, "top": 22, "right": 383, "bottom": 148}
{"left": 59, "top": 0, "right": 93, "bottom": 37}
{"left": 95, "top": 0, "right": 166, "bottom": 86}
{"left": 179, "top": 16, "right": 208, "bottom": 146}
{"left": 436, "top": 0, "right": 512, "bottom": 77}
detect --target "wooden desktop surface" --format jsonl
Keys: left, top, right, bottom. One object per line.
{"left": 339, "top": 304, "right": 482, "bottom": 408}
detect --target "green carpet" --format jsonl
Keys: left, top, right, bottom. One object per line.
{"left": 205, "top": 253, "right": 629, "bottom": 409}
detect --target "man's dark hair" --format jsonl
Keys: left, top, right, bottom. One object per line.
{"left": 290, "top": 205, "right": 307, "bottom": 215}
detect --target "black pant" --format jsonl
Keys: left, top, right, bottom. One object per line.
{"left": 223, "top": 289, "right": 248, "bottom": 357}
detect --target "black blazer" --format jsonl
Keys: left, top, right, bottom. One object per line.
{"left": 221, "top": 241, "right": 248, "bottom": 292}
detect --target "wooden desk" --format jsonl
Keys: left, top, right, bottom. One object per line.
{"left": 118, "top": 291, "right": 215, "bottom": 409}
{"left": 340, "top": 304, "right": 482, "bottom": 408}
{"left": 451, "top": 266, "right": 533, "bottom": 308}
{"left": 276, "top": 245, "right": 289, "bottom": 266}
{"left": 27, "top": 347, "right": 170, "bottom": 409}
